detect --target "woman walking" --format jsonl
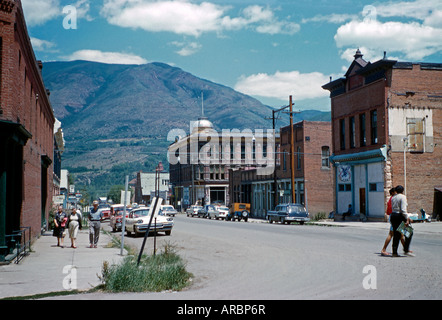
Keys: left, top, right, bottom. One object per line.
{"left": 67, "top": 208, "right": 82, "bottom": 248}
{"left": 53, "top": 206, "right": 67, "bottom": 248}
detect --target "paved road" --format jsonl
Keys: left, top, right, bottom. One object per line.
{"left": 59, "top": 215, "right": 442, "bottom": 300}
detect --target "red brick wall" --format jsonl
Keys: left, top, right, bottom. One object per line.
{"left": 277, "top": 121, "right": 333, "bottom": 216}
{"left": 0, "top": 0, "right": 55, "bottom": 240}
{"left": 331, "top": 79, "right": 387, "bottom": 155}
{"left": 388, "top": 65, "right": 442, "bottom": 214}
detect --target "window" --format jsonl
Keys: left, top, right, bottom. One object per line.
{"left": 359, "top": 113, "right": 366, "bottom": 146}
{"left": 371, "top": 110, "right": 378, "bottom": 145}
{"left": 349, "top": 116, "right": 355, "bottom": 148}
{"left": 321, "top": 146, "right": 330, "bottom": 168}
{"left": 338, "top": 184, "right": 352, "bottom": 192}
{"left": 282, "top": 151, "right": 287, "bottom": 171}
{"left": 407, "top": 118, "right": 425, "bottom": 152}
{"left": 340, "top": 119, "right": 346, "bottom": 150}
{"left": 297, "top": 146, "right": 301, "bottom": 170}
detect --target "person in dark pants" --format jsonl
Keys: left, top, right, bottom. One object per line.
{"left": 342, "top": 204, "right": 352, "bottom": 220}
{"left": 390, "top": 185, "right": 413, "bottom": 257}
{"left": 89, "top": 201, "right": 103, "bottom": 248}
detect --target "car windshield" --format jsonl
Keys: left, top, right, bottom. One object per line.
{"left": 289, "top": 205, "right": 306, "bottom": 214}
{"left": 163, "top": 206, "right": 174, "bottom": 211}
{"left": 218, "top": 206, "right": 228, "bottom": 210}
{"left": 133, "top": 209, "right": 150, "bottom": 217}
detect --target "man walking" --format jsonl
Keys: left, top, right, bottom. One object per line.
{"left": 89, "top": 200, "right": 103, "bottom": 248}
{"left": 390, "top": 185, "right": 413, "bottom": 257}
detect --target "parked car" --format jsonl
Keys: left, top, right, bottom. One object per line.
{"left": 125, "top": 207, "right": 174, "bottom": 237}
{"left": 215, "top": 206, "right": 229, "bottom": 220}
{"left": 160, "top": 205, "right": 178, "bottom": 217}
{"left": 96, "top": 204, "right": 111, "bottom": 221}
{"left": 109, "top": 204, "right": 131, "bottom": 232}
{"left": 186, "top": 205, "right": 203, "bottom": 217}
{"left": 226, "top": 203, "right": 250, "bottom": 222}
{"left": 267, "top": 203, "right": 310, "bottom": 225}
{"left": 197, "top": 205, "right": 218, "bottom": 218}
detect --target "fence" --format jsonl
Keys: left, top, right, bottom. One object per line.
{"left": 5, "top": 226, "right": 31, "bottom": 264}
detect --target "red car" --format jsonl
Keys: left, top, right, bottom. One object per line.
{"left": 109, "top": 204, "right": 131, "bottom": 232}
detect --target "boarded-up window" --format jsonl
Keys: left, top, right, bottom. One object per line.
{"left": 407, "top": 118, "right": 425, "bottom": 152}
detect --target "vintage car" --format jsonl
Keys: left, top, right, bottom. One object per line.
{"left": 160, "top": 205, "right": 178, "bottom": 217}
{"left": 186, "top": 205, "right": 203, "bottom": 217}
{"left": 267, "top": 203, "right": 310, "bottom": 225}
{"left": 197, "top": 205, "right": 218, "bottom": 219}
{"left": 109, "top": 204, "right": 131, "bottom": 232}
{"left": 125, "top": 207, "right": 174, "bottom": 236}
{"left": 215, "top": 206, "right": 229, "bottom": 220}
{"left": 226, "top": 203, "right": 250, "bottom": 222}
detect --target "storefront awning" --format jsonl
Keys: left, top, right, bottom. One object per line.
{"left": 330, "top": 145, "right": 387, "bottom": 165}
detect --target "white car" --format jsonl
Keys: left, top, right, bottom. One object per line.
{"left": 125, "top": 207, "right": 174, "bottom": 237}
{"left": 186, "top": 205, "right": 203, "bottom": 217}
{"left": 215, "top": 206, "right": 229, "bottom": 220}
{"left": 160, "top": 205, "right": 178, "bottom": 217}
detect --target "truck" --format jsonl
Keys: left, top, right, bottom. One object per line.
{"left": 226, "top": 203, "right": 250, "bottom": 222}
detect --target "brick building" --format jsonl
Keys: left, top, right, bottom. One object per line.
{"left": 230, "top": 121, "right": 333, "bottom": 219}
{"left": 323, "top": 50, "right": 441, "bottom": 220}
{"left": 277, "top": 121, "right": 333, "bottom": 217}
{"left": 0, "top": 0, "right": 55, "bottom": 261}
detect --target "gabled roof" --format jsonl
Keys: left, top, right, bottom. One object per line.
{"left": 344, "top": 49, "right": 369, "bottom": 77}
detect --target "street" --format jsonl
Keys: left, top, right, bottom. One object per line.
{"left": 82, "top": 215, "right": 442, "bottom": 300}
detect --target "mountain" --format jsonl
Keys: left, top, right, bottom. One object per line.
{"left": 42, "top": 60, "right": 329, "bottom": 193}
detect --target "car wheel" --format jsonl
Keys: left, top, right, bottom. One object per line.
{"left": 165, "top": 230, "right": 171, "bottom": 236}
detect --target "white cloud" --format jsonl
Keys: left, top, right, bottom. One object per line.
{"left": 101, "top": 1, "right": 300, "bottom": 37}
{"left": 22, "top": 0, "right": 92, "bottom": 26}
{"left": 302, "top": 13, "right": 357, "bottom": 24}
{"left": 234, "top": 70, "right": 331, "bottom": 101}
{"left": 170, "top": 41, "right": 202, "bottom": 56}
{"left": 64, "top": 50, "right": 148, "bottom": 64}
{"left": 335, "top": 19, "right": 442, "bottom": 60}
{"left": 31, "top": 37, "right": 57, "bottom": 52}
{"left": 22, "top": 0, "right": 61, "bottom": 26}
{"left": 373, "top": 0, "right": 442, "bottom": 23}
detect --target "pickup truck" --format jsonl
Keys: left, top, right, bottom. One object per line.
{"left": 267, "top": 203, "right": 310, "bottom": 225}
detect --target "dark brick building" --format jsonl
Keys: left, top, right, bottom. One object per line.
{"left": 0, "top": 0, "right": 55, "bottom": 261}
{"left": 323, "top": 50, "right": 441, "bottom": 220}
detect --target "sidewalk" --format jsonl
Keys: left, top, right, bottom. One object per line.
{"left": 0, "top": 228, "right": 125, "bottom": 299}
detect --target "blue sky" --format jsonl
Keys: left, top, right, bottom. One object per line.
{"left": 23, "top": 0, "right": 442, "bottom": 111}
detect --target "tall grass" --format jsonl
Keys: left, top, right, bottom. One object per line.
{"left": 100, "top": 243, "right": 192, "bottom": 293}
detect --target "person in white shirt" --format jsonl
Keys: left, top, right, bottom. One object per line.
{"left": 390, "top": 185, "right": 413, "bottom": 257}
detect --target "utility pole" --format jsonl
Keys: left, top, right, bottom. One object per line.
{"left": 265, "top": 96, "right": 299, "bottom": 206}
{"left": 289, "top": 96, "right": 295, "bottom": 203}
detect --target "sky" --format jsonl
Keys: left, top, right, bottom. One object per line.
{"left": 23, "top": 0, "right": 442, "bottom": 111}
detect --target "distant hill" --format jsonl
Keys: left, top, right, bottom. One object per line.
{"left": 42, "top": 60, "right": 329, "bottom": 194}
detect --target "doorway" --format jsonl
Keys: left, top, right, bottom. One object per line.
{"left": 359, "top": 188, "right": 366, "bottom": 214}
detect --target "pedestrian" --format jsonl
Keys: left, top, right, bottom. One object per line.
{"left": 390, "top": 185, "right": 413, "bottom": 257}
{"left": 89, "top": 200, "right": 103, "bottom": 248}
{"left": 381, "top": 188, "right": 405, "bottom": 256}
{"left": 342, "top": 204, "right": 352, "bottom": 220}
{"left": 67, "top": 208, "right": 82, "bottom": 248}
{"left": 53, "top": 205, "right": 67, "bottom": 248}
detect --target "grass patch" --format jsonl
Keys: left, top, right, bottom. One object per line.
{"left": 99, "top": 243, "right": 192, "bottom": 293}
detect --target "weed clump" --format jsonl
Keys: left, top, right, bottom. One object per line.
{"left": 100, "top": 243, "right": 192, "bottom": 293}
